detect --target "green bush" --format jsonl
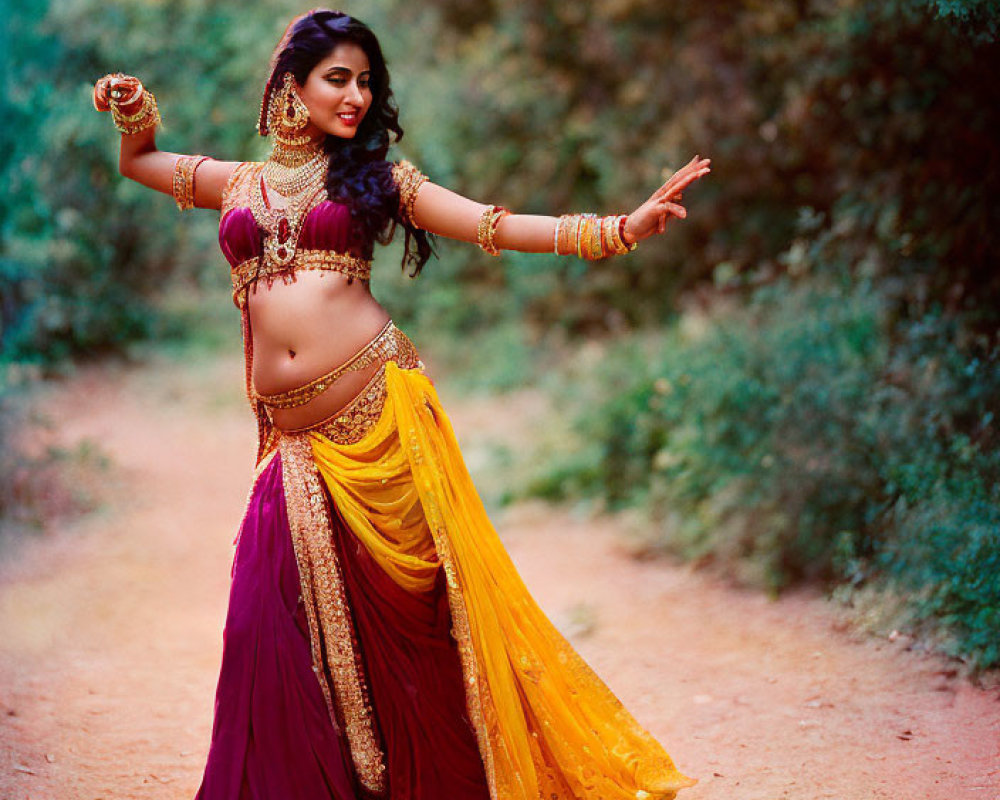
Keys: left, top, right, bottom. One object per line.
{"left": 532, "top": 277, "right": 999, "bottom": 668}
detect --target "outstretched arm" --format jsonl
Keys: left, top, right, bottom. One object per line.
{"left": 93, "top": 73, "right": 238, "bottom": 211}
{"left": 408, "top": 156, "right": 711, "bottom": 255}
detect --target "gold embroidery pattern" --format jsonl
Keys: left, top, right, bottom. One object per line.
{"left": 231, "top": 250, "right": 372, "bottom": 309}
{"left": 306, "top": 366, "right": 389, "bottom": 444}
{"left": 221, "top": 162, "right": 372, "bottom": 309}
{"left": 221, "top": 161, "right": 260, "bottom": 218}
{"left": 392, "top": 160, "right": 429, "bottom": 227}
{"left": 279, "top": 435, "right": 387, "bottom": 795}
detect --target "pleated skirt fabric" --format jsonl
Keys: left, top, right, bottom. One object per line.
{"left": 193, "top": 450, "right": 490, "bottom": 800}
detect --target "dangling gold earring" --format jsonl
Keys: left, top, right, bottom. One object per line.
{"left": 269, "top": 72, "right": 311, "bottom": 141}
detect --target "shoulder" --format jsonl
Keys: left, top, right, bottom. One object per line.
{"left": 221, "top": 161, "right": 263, "bottom": 216}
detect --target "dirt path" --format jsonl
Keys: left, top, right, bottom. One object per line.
{"left": 0, "top": 352, "right": 997, "bottom": 800}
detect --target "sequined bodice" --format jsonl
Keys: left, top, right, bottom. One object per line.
{"left": 218, "top": 200, "right": 367, "bottom": 268}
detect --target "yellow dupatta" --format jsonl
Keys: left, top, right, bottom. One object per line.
{"left": 308, "top": 362, "right": 696, "bottom": 800}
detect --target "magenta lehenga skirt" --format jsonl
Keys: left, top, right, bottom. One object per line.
{"left": 193, "top": 451, "right": 490, "bottom": 800}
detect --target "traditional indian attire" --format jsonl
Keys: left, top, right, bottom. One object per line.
{"left": 195, "top": 160, "right": 695, "bottom": 800}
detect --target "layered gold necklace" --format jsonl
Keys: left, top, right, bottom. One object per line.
{"left": 251, "top": 136, "right": 328, "bottom": 268}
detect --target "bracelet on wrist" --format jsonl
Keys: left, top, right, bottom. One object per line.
{"left": 111, "top": 89, "right": 161, "bottom": 135}
{"left": 553, "top": 213, "right": 637, "bottom": 259}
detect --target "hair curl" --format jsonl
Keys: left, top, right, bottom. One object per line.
{"left": 261, "top": 10, "right": 433, "bottom": 276}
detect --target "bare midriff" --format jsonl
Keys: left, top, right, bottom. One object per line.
{"left": 248, "top": 269, "right": 391, "bottom": 431}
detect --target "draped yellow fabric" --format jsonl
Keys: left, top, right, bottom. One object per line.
{"left": 309, "top": 362, "right": 696, "bottom": 800}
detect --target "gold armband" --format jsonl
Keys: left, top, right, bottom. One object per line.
{"left": 476, "top": 204, "right": 510, "bottom": 256}
{"left": 172, "top": 155, "right": 211, "bottom": 211}
{"left": 111, "top": 89, "right": 161, "bottom": 135}
{"left": 554, "top": 213, "right": 637, "bottom": 260}
{"left": 392, "top": 160, "right": 429, "bottom": 226}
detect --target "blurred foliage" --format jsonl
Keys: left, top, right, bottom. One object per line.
{"left": 422, "top": 0, "right": 1000, "bottom": 337}
{"left": 1, "top": 1, "right": 998, "bottom": 665}
{"left": 417, "top": 0, "right": 1000, "bottom": 668}
{"left": 526, "top": 278, "right": 1000, "bottom": 668}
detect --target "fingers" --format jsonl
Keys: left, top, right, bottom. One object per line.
{"left": 93, "top": 73, "right": 142, "bottom": 112}
{"left": 656, "top": 156, "right": 711, "bottom": 200}
{"left": 93, "top": 75, "right": 122, "bottom": 111}
{"left": 662, "top": 201, "right": 686, "bottom": 219}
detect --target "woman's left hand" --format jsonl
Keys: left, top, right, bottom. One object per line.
{"left": 622, "top": 156, "right": 711, "bottom": 244}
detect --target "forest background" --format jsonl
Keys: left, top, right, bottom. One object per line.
{"left": 1, "top": 0, "right": 998, "bottom": 670}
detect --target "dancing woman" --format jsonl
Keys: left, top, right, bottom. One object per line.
{"left": 93, "top": 9, "right": 709, "bottom": 800}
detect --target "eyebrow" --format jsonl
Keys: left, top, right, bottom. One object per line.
{"left": 323, "top": 65, "right": 372, "bottom": 77}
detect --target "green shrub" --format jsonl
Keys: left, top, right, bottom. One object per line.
{"left": 533, "top": 278, "right": 1000, "bottom": 668}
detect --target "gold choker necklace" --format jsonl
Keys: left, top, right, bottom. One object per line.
{"left": 270, "top": 137, "right": 325, "bottom": 168}
{"left": 262, "top": 140, "right": 327, "bottom": 197}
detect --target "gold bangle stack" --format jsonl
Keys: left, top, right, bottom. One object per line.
{"left": 111, "top": 89, "right": 161, "bottom": 135}
{"left": 172, "top": 155, "right": 211, "bottom": 211}
{"left": 476, "top": 205, "right": 510, "bottom": 256}
{"left": 554, "top": 213, "right": 637, "bottom": 260}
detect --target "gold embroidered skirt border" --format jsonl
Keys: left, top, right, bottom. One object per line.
{"left": 278, "top": 434, "right": 387, "bottom": 794}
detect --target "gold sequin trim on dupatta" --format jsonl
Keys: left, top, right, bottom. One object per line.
{"left": 278, "top": 435, "right": 387, "bottom": 795}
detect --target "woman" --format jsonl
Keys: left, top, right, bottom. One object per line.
{"left": 93, "top": 9, "right": 709, "bottom": 800}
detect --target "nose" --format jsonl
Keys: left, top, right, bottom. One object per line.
{"left": 347, "top": 81, "right": 364, "bottom": 106}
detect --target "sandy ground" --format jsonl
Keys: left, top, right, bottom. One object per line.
{"left": 0, "top": 352, "right": 997, "bottom": 800}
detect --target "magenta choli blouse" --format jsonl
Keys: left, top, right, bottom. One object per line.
{"left": 219, "top": 160, "right": 428, "bottom": 310}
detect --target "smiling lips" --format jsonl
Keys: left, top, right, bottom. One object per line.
{"left": 337, "top": 110, "right": 361, "bottom": 127}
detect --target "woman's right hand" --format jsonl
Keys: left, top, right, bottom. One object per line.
{"left": 92, "top": 73, "right": 144, "bottom": 114}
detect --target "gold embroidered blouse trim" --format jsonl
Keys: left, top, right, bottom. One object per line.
{"left": 256, "top": 320, "right": 419, "bottom": 410}
{"left": 230, "top": 250, "right": 372, "bottom": 308}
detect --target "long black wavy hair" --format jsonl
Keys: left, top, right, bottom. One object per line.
{"left": 260, "top": 9, "right": 433, "bottom": 276}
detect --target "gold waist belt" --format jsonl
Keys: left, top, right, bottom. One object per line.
{"left": 231, "top": 250, "right": 372, "bottom": 308}
{"left": 255, "top": 321, "right": 420, "bottom": 410}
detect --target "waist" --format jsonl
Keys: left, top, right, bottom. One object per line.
{"left": 255, "top": 320, "right": 422, "bottom": 411}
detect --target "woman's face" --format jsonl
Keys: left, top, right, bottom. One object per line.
{"left": 297, "top": 41, "right": 373, "bottom": 140}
